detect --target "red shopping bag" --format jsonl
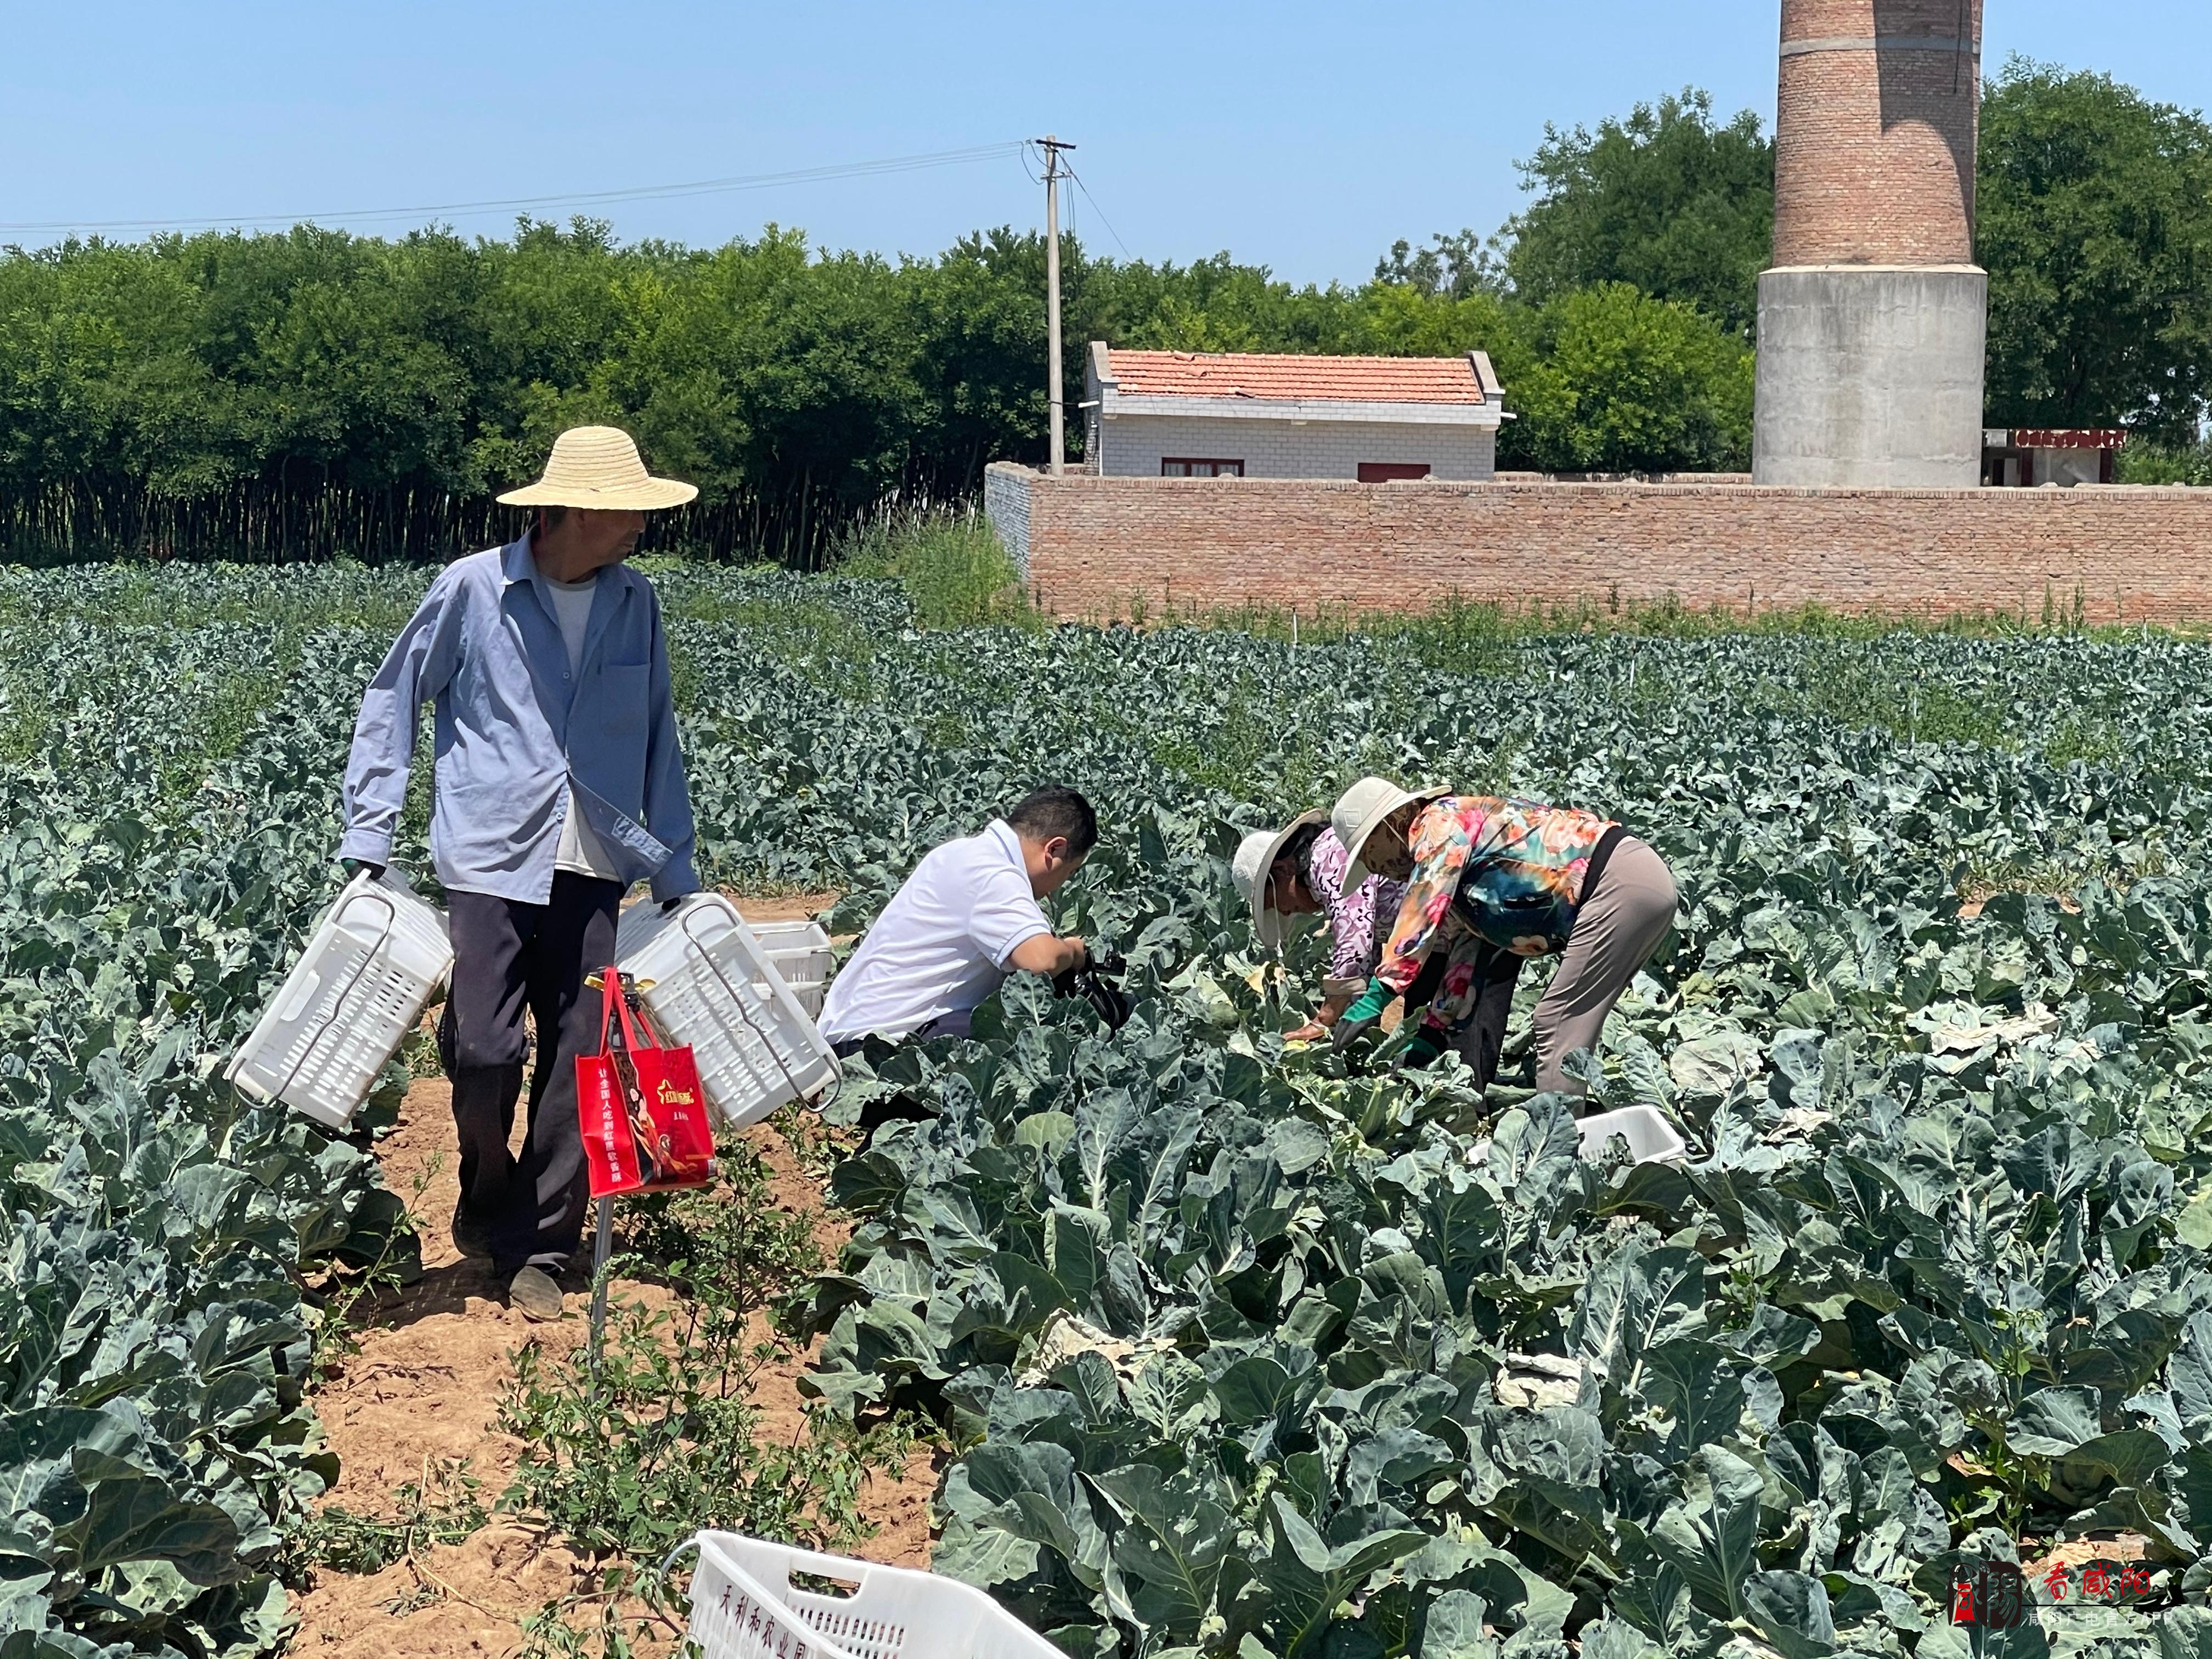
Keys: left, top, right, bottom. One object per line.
{"left": 576, "top": 969, "right": 715, "bottom": 1199}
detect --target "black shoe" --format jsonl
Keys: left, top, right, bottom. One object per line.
{"left": 450, "top": 1202, "right": 496, "bottom": 1259}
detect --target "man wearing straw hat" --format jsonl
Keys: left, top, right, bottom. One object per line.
{"left": 340, "top": 426, "right": 701, "bottom": 1321}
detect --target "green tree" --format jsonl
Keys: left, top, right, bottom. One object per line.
{"left": 903, "top": 229, "right": 1054, "bottom": 489}
{"left": 1348, "top": 282, "right": 1528, "bottom": 376}
{"left": 1979, "top": 59, "right": 2212, "bottom": 443}
{"left": 2117, "top": 439, "right": 2212, "bottom": 486}
{"left": 1080, "top": 251, "right": 1361, "bottom": 356}
{"left": 1502, "top": 89, "right": 1774, "bottom": 336}
{"left": 1372, "top": 229, "right": 1506, "bottom": 302}
{"left": 1507, "top": 283, "right": 1754, "bottom": 473}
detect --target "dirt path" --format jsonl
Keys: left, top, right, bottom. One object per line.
{"left": 289, "top": 891, "right": 934, "bottom": 1657}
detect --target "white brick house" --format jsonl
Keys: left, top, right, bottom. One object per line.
{"left": 1082, "top": 343, "right": 1506, "bottom": 481}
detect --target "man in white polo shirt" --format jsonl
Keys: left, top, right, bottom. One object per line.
{"left": 820, "top": 787, "right": 1097, "bottom": 1052}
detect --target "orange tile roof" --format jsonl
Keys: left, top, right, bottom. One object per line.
{"left": 1105, "top": 349, "right": 1488, "bottom": 405}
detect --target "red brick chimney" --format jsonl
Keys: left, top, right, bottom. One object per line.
{"left": 1754, "top": 0, "right": 1989, "bottom": 487}
{"left": 1774, "top": 0, "right": 1983, "bottom": 266}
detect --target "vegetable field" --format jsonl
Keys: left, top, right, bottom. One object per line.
{"left": 10, "top": 565, "right": 2212, "bottom": 1657}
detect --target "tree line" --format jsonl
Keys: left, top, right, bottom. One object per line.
{"left": 1, "top": 58, "right": 2205, "bottom": 566}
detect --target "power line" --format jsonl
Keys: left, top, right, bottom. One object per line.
{"left": 1023, "top": 140, "right": 1128, "bottom": 259}
{"left": 1065, "top": 166, "right": 1131, "bottom": 258}
{"left": 0, "top": 142, "right": 1027, "bottom": 235}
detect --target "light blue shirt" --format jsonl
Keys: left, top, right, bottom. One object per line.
{"left": 340, "top": 535, "right": 700, "bottom": 905}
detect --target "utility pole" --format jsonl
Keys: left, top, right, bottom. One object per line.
{"left": 1036, "top": 136, "right": 1075, "bottom": 475}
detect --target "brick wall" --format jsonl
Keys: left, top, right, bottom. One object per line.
{"left": 985, "top": 464, "right": 2212, "bottom": 624}
{"left": 982, "top": 462, "right": 1031, "bottom": 580}
{"left": 1099, "top": 413, "right": 1497, "bottom": 481}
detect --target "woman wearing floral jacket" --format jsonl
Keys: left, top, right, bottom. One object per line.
{"left": 1325, "top": 777, "right": 1679, "bottom": 1097}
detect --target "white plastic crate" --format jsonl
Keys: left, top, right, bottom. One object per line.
{"left": 685, "top": 1532, "right": 1060, "bottom": 1659}
{"left": 1574, "top": 1104, "right": 1689, "bottom": 1163}
{"left": 224, "top": 870, "right": 453, "bottom": 1130}
{"left": 743, "top": 917, "right": 834, "bottom": 1018}
{"left": 1469, "top": 1103, "right": 1688, "bottom": 1167}
{"left": 616, "top": 895, "right": 839, "bottom": 1130}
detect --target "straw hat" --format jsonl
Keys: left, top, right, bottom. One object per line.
{"left": 1231, "top": 811, "right": 1327, "bottom": 951}
{"left": 496, "top": 426, "right": 698, "bottom": 511}
{"left": 1330, "top": 777, "right": 1449, "bottom": 895}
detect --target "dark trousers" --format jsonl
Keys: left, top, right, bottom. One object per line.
{"left": 441, "top": 873, "right": 623, "bottom": 1273}
{"left": 1454, "top": 954, "right": 1524, "bottom": 1087}
{"left": 1403, "top": 947, "right": 1523, "bottom": 1088}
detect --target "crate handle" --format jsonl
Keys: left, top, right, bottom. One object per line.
{"left": 650, "top": 1534, "right": 877, "bottom": 1619}
{"left": 268, "top": 883, "right": 400, "bottom": 1102}
{"left": 273, "top": 967, "right": 325, "bottom": 1026}
{"left": 647, "top": 1537, "right": 701, "bottom": 1636}
{"left": 729, "top": 1538, "right": 888, "bottom": 1597}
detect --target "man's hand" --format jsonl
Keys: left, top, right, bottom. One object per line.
{"left": 345, "top": 859, "right": 386, "bottom": 884}
{"left": 1009, "top": 933, "right": 1086, "bottom": 977}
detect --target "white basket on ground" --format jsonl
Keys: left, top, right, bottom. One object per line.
{"left": 742, "top": 917, "right": 834, "bottom": 1018}
{"left": 683, "top": 1531, "right": 1060, "bottom": 1659}
{"left": 1469, "top": 1102, "right": 1688, "bottom": 1167}
{"left": 615, "top": 894, "right": 839, "bottom": 1130}
{"left": 1573, "top": 1104, "right": 1689, "bottom": 1163}
{"left": 224, "top": 870, "right": 453, "bottom": 1130}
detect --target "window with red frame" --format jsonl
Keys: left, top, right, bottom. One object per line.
{"left": 1160, "top": 459, "right": 1244, "bottom": 477}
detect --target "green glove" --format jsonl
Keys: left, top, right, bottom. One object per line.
{"left": 1397, "top": 1028, "right": 1446, "bottom": 1071}
{"left": 1344, "top": 977, "right": 1392, "bottom": 1024}
{"left": 1336, "top": 973, "right": 1389, "bottom": 1026}
{"left": 1331, "top": 977, "right": 1395, "bottom": 1052}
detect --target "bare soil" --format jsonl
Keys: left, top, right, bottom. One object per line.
{"left": 289, "top": 915, "right": 934, "bottom": 1658}
{"left": 725, "top": 890, "right": 844, "bottom": 924}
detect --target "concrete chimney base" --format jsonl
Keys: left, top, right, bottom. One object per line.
{"left": 1752, "top": 265, "right": 1988, "bottom": 489}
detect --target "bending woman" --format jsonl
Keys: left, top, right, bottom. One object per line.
{"left": 1327, "top": 777, "right": 1679, "bottom": 1098}
{"left": 1232, "top": 812, "right": 1407, "bottom": 1041}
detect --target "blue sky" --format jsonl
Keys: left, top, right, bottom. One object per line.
{"left": 3, "top": 1, "right": 2204, "bottom": 285}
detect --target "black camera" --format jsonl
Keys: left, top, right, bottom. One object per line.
{"left": 1053, "top": 950, "right": 1133, "bottom": 1033}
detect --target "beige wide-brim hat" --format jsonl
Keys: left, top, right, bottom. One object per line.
{"left": 1331, "top": 777, "right": 1449, "bottom": 895}
{"left": 1231, "top": 811, "right": 1327, "bottom": 952}
{"left": 496, "top": 425, "right": 699, "bottom": 511}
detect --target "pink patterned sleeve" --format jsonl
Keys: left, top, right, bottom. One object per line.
{"left": 1308, "top": 831, "right": 1394, "bottom": 983}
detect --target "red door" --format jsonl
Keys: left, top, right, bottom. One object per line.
{"left": 1357, "top": 462, "right": 1431, "bottom": 483}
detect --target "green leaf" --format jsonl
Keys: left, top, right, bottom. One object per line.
{"left": 1570, "top": 1245, "right": 1708, "bottom": 1384}
{"left": 1091, "top": 1465, "right": 1233, "bottom": 1639}
{"left": 1257, "top": 1494, "right": 1426, "bottom": 1659}
{"left": 1639, "top": 1340, "right": 1746, "bottom": 1455}
{"left": 1418, "top": 1589, "right": 1499, "bottom": 1659}
{"left": 1740, "top": 1570, "right": 1836, "bottom": 1659}
{"left": 1649, "top": 1446, "right": 1765, "bottom": 1621}
{"left": 52, "top": 1478, "right": 240, "bottom": 1585}
{"left": 2008, "top": 1387, "right": 2104, "bottom": 1457}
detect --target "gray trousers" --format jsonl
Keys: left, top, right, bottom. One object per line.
{"left": 1531, "top": 836, "right": 1679, "bottom": 1094}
